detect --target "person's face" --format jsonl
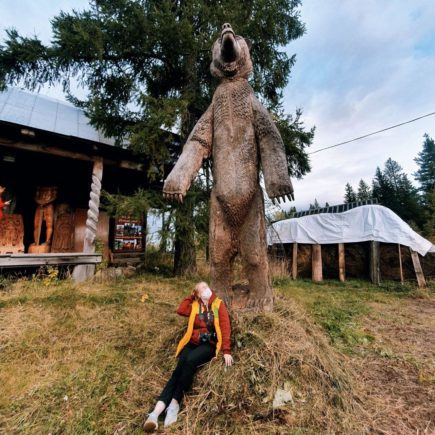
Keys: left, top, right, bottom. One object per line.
{"left": 0, "top": 187, "right": 5, "bottom": 194}
{"left": 195, "top": 284, "right": 208, "bottom": 298}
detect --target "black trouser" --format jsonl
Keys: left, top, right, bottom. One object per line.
{"left": 158, "top": 342, "right": 215, "bottom": 405}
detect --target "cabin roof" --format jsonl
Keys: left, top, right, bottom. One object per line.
{"left": 0, "top": 87, "right": 116, "bottom": 146}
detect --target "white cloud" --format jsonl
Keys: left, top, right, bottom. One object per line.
{"left": 283, "top": 0, "right": 435, "bottom": 210}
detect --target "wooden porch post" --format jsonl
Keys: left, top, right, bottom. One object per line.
{"left": 338, "top": 243, "right": 346, "bottom": 282}
{"left": 370, "top": 241, "right": 380, "bottom": 285}
{"left": 292, "top": 242, "right": 298, "bottom": 280}
{"left": 72, "top": 158, "right": 103, "bottom": 282}
{"left": 398, "top": 244, "right": 404, "bottom": 284}
{"left": 312, "top": 244, "right": 323, "bottom": 282}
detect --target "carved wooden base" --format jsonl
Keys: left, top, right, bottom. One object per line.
{"left": 28, "top": 243, "right": 51, "bottom": 253}
{"left": 228, "top": 284, "right": 274, "bottom": 312}
{"left": 0, "top": 214, "right": 24, "bottom": 254}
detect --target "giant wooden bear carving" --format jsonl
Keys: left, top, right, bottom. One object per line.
{"left": 163, "top": 24, "right": 294, "bottom": 311}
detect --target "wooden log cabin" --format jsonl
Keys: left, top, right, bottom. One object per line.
{"left": 0, "top": 88, "right": 156, "bottom": 280}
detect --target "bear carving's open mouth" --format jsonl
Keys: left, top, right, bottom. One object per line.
{"left": 220, "top": 24, "right": 240, "bottom": 63}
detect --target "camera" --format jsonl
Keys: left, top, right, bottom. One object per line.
{"left": 200, "top": 332, "right": 217, "bottom": 343}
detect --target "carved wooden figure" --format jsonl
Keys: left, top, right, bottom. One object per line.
{"left": 52, "top": 203, "right": 75, "bottom": 253}
{"left": 163, "top": 24, "right": 294, "bottom": 311}
{"left": 29, "top": 186, "right": 57, "bottom": 253}
{"left": 0, "top": 185, "right": 11, "bottom": 221}
{"left": 0, "top": 214, "right": 24, "bottom": 254}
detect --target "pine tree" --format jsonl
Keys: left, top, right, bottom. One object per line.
{"left": 357, "top": 179, "right": 371, "bottom": 201}
{"left": 414, "top": 134, "right": 435, "bottom": 236}
{"left": 372, "top": 159, "right": 423, "bottom": 227}
{"left": 0, "top": 0, "right": 314, "bottom": 275}
{"left": 372, "top": 167, "right": 389, "bottom": 204}
{"left": 344, "top": 183, "right": 357, "bottom": 203}
{"left": 414, "top": 134, "right": 435, "bottom": 194}
{"left": 309, "top": 198, "right": 320, "bottom": 209}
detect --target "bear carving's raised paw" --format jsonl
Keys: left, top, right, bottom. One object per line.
{"left": 163, "top": 192, "right": 185, "bottom": 203}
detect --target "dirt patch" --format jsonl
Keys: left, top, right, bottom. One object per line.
{"left": 352, "top": 297, "right": 435, "bottom": 434}
{"left": 353, "top": 357, "right": 434, "bottom": 434}
{"left": 366, "top": 298, "right": 435, "bottom": 360}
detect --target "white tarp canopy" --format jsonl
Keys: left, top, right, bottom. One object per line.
{"left": 268, "top": 205, "right": 435, "bottom": 256}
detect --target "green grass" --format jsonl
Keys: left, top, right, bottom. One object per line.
{"left": 275, "top": 278, "right": 430, "bottom": 353}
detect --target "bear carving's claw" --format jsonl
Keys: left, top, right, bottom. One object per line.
{"left": 270, "top": 192, "right": 294, "bottom": 204}
{"left": 163, "top": 190, "right": 186, "bottom": 203}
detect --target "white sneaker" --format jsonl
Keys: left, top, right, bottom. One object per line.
{"left": 143, "top": 412, "right": 158, "bottom": 432}
{"left": 164, "top": 403, "right": 180, "bottom": 427}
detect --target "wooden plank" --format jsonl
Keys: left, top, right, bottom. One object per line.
{"left": 338, "top": 243, "right": 346, "bottom": 282}
{"left": 292, "top": 242, "right": 298, "bottom": 280}
{"left": 312, "top": 244, "right": 323, "bottom": 282}
{"left": 0, "top": 140, "right": 143, "bottom": 171}
{"left": 74, "top": 209, "right": 87, "bottom": 252}
{"left": 398, "top": 244, "right": 404, "bottom": 284}
{"left": 409, "top": 248, "right": 427, "bottom": 288}
{"left": 370, "top": 241, "right": 380, "bottom": 285}
{"left": 1, "top": 252, "right": 99, "bottom": 258}
{"left": 0, "top": 253, "right": 101, "bottom": 268}
{"left": 111, "top": 257, "right": 143, "bottom": 265}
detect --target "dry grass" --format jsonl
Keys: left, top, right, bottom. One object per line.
{"left": 0, "top": 273, "right": 433, "bottom": 434}
{"left": 176, "top": 298, "right": 361, "bottom": 434}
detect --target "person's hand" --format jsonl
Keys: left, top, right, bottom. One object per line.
{"left": 223, "top": 354, "right": 233, "bottom": 367}
{"left": 4, "top": 200, "right": 11, "bottom": 206}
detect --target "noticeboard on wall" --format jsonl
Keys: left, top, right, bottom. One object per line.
{"left": 113, "top": 216, "right": 145, "bottom": 253}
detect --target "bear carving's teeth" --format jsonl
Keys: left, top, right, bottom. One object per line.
{"left": 213, "top": 59, "right": 238, "bottom": 75}
{"left": 221, "top": 28, "right": 235, "bottom": 38}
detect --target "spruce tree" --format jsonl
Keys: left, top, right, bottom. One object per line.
{"left": 357, "top": 179, "right": 371, "bottom": 201}
{"left": 414, "top": 134, "right": 435, "bottom": 236}
{"left": 414, "top": 134, "right": 435, "bottom": 194}
{"left": 0, "top": 0, "right": 314, "bottom": 274}
{"left": 344, "top": 183, "right": 357, "bottom": 203}
{"left": 372, "top": 159, "right": 423, "bottom": 228}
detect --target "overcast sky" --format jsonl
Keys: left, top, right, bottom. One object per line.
{"left": 1, "top": 0, "right": 434, "bottom": 212}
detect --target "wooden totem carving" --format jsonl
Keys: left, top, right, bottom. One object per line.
{"left": 0, "top": 185, "right": 11, "bottom": 222}
{"left": 0, "top": 214, "right": 24, "bottom": 254}
{"left": 28, "top": 186, "right": 57, "bottom": 254}
{"left": 52, "top": 204, "right": 75, "bottom": 253}
{"left": 163, "top": 24, "right": 294, "bottom": 311}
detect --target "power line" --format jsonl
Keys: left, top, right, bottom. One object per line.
{"left": 309, "top": 111, "right": 435, "bottom": 155}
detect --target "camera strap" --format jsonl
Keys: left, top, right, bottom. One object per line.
{"left": 199, "top": 303, "right": 215, "bottom": 334}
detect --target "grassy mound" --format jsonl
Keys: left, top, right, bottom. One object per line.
{"left": 150, "top": 298, "right": 360, "bottom": 434}
{"left": 2, "top": 273, "right": 432, "bottom": 433}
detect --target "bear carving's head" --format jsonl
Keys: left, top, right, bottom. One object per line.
{"left": 210, "top": 23, "right": 252, "bottom": 79}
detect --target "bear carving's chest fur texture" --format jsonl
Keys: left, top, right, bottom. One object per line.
{"left": 212, "top": 79, "right": 258, "bottom": 225}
